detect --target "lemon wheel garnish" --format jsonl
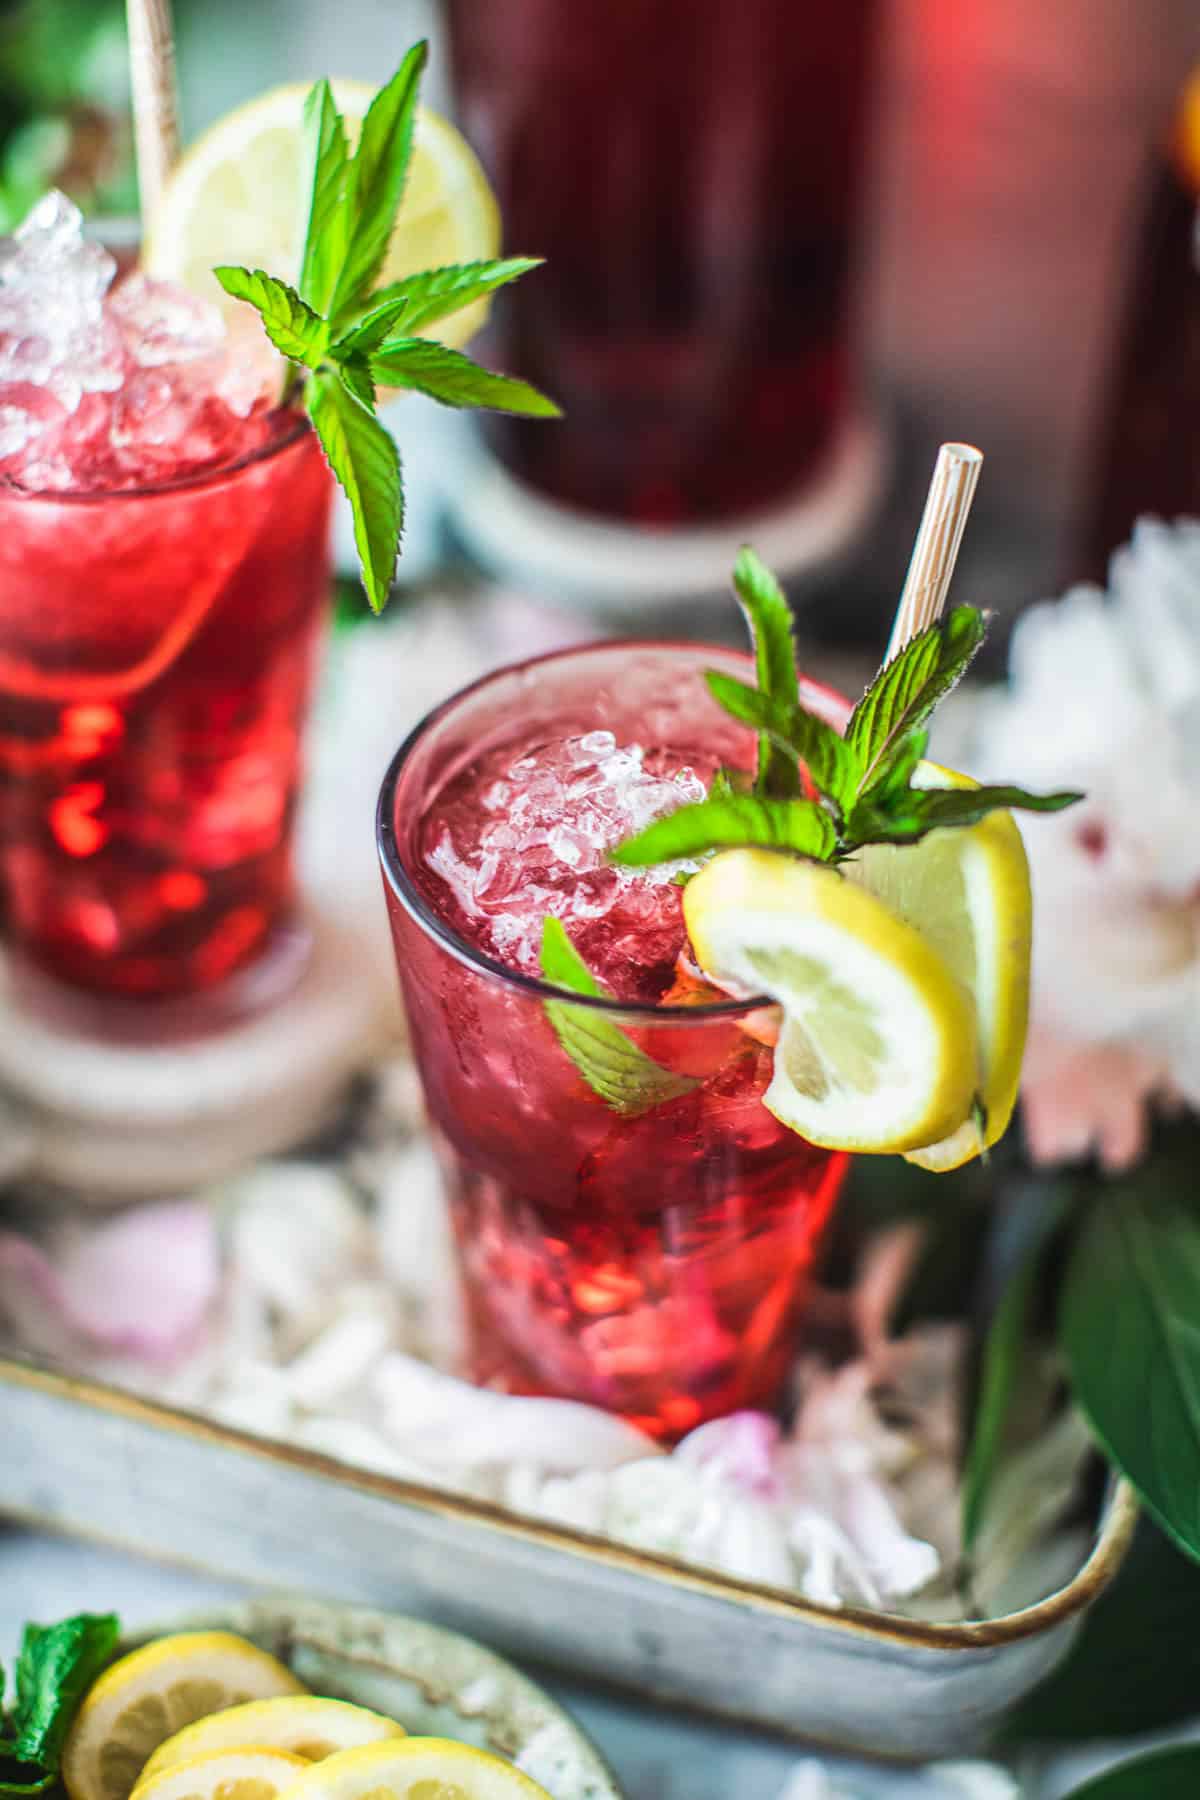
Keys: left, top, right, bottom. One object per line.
{"left": 684, "top": 849, "right": 978, "bottom": 1153}
{"left": 62, "top": 1633, "right": 306, "bottom": 1800}
{"left": 138, "top": 1698, "right": 405, "bottom": 1781}
{"left": 142, "top": 83, "right": 500, "bottom": 350}
{"left": 844, "top": 764, "right": 1032, "bottom": 1171}
{"left": 129, "top": 1748, "right": 309, "bottom": 1800}
{"left": 269, "top": 1737, "right": 553, "bottom": 1800}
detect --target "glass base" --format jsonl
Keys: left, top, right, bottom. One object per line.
{"left": 0, "top": 906, "right": 390, "bottom": 1199}
{"left": 446, "top": 407, "right": 889, "bottom": 616}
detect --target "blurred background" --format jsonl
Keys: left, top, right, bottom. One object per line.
{"left": 4, "top": 0, "right": 1196, "bottom": 652}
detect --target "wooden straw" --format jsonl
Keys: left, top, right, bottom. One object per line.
{"left": 886, "top": 443, "right": 984, "bottom": 660}
{"left": 125, "top": 0, "right": 181, "bottom": 227}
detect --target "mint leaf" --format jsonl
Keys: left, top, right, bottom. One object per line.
{"left": 213, "top": 267, "right": 329, "bottom": 366}
{"left": 369, "top": 339, "right": 561, "bottom": 416}
{"left": 731, "top": 547, "right": 800, "bottom": 798}
{"left": 332, "top": 294, "right": 413, "bottom": 358}
{"left": 297, "top": 80, "right": 350, "bottom": 313}
{"left": 612, "top": 794, "right": 836, "bottom": 867}
{"left": 10, "top": 1615, "right": 118, "bottom": 1771}
{"left": 845, "top": 606, "right": 986, "bottom": 793}
{"left": 844, "top": 781, "right": 1081, "bottom": 850}
{"left": 1060, "top": 1747, "right": 1200, "bottom": 1798}
{"left": 540, "top": 919, "right": 697, "bottom": 1117}
{"left": 307, "top": 371, "right": 401, "bottom": 613}
{"left": 336, "top": 353, "right": 377, "bottom": 412}
{"left": 364, "top": 257, "right": 543, "bottom": 335}
{"left": 704, "top": 672, "right": 860, "bottom": 813}
{"left": 329, "top": 41, "right": 427, "bottom": 322}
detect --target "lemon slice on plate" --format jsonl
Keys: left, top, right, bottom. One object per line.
{"left": 139, "top": 1698, "right": 405, "bottom": 1781}
{"left": 844, "top": 764, "right": 1032, "bottom": 1170}
{"left": 684, "top": 849, "right": 978, "bottom": 1153}
{"left": 143, "top": 82, "right": 500, "bottom": 349}
{"left": 273, "top": 1738, "right": 552, "bottom": 1800}
{"left": 62, "top": 1633, "right": 306, "bottom": 1800}
{"left": 129, "top": 1749, "right": 309, "bottom": 1800}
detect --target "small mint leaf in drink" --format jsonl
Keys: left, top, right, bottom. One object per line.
{"left": 297, "top": 79, "right": 350, "bottom": 313}
{"left": 331, "top": 295, "right": 414, "bottom": 358}
{"left": 212, "top": 268, "right": 330, "bottom": 366}
{"left": 845, "top": 606, "right": 986, "bottom": 793}
{"left": 704, "top": 672, "right": 860, "bottom": 814}
{"left": 307, "top": 371, "right": 402, "bottom": 613}
{"left": 368, "top": 338, "right": 561, "bottom": 416}
{"left": 336, "top": 353, "right": 377, "bottom": 412}
{"left": 843, "top": 781, "right": 1082, "bottom": 851}
{"left": 612, "top": 794, "right": 837, "bottom": 867}
{"left": 328, "top": 41, "right": 428, "bottom": 323}
{"left": 731, "top": 546, "right": 801, "bottom": 798}
{"left": 539, "top": 918, "right": 697, "bottom": 1117}
{"left": 360, "top": 257, "right": 544, "bottom": 336}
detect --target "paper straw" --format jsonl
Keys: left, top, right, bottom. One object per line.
{"left": 125, "top": 0, "right": 181, "bottom": 227}
{"left": 886, "top": 443, "right": 984, "bottom": 660}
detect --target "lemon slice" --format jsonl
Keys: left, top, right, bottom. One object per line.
{"left": 143, "top": 82, "right": 500, "bottom": 349}
{"left": 273, "top": 1738, "right": 552, "bottom": 1800}
{"left": 844, "top": 764, "right": 1032, "bottom": 1171}
{"left": 139, "top": 1699, "right": 405, "bottom": 1781}
{"left": 684, "top": 849, "right": 977, "bottom": 1153}
{"left": 62, "top": 1633, "right": 306, "bottom": 1800}
{"left": 129, "top": 1749, "right": 309, "bottom": 1800}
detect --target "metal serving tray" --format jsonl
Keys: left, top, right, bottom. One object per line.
{"left": 0, "top": 1355, "right": 1135, "bottom": 1760}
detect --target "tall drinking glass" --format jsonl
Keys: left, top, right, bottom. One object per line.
{"left": 378, "top": 643, "right": 849, "bottom": 1439}
{"left": 446, "top": 0, "right": 880, "bottom": 527}
{"left": 0, "top": 416, "right": 333, "bottom": 1008}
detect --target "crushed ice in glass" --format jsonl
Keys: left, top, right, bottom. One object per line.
{"left": 422, "top": 730, "right": 712, "bottom": 998}
{"left": 0, "top": 192, "right": 278, "bottom": 493}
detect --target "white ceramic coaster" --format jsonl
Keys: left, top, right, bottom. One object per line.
{"left": 0, "top": 906, "right": 391, "bottom": 1201}
{"left": 446, "top": 408, "right": 889, "bottom": 617}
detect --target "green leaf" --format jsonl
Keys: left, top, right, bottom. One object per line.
{"left": 845, "top": 606, "right": 987, "bottom": 793}
{"left": 611, "top": 794, "right": 837, "bottom": 867}
{"left": 539, "top": 919, "right": 697, "bottom": 1117}
{"left": 362, "top": 257, "right": 543, "bottom": 335}
{"left": 331, "top": 294, "right": 414, "bottom": 358}
{"left": 297, "top": 79, "right": 350, "bottom": 313}
{"left": 329, "top": 40, "right": 428, "bottom": 320}
{"left": 731, "top": 547, "right": 800, "bottom": 798}
{"left": 844, "top": 781, "right": 1082, "bottom": 851}
{"left": 1003, "top": 1516, "right": 1200, "bottom": 1743}
{"left": 858, "top": 725, "right": 928, "bottom": 808}
{"left": 368, "top": 339, "right": 561, "bottom": 416}
{"left": 0, "top": 1765, "right": 55, "bottom": 1797}
{"left": 307, "top": 370, "right": 402, "bottom": 613}
{"left": 1060, "top": 1748, "right": 1200, "bottom": 1798}
{"left": 962, "top": 1183, "right": 1072, "bottom": 1548}
{"left": 336, "top": 353, "right": 377, "bottom": 412}
{"left": 1061, "top": 1140, "right": 1200, "bottom": 1564}
{"left": 212, "top": 267, "right": 329, "bottom": 367}
{"left": 704, "top": 672, "right": 860, "bottom": 813}
{"left": 9, "top": 1613, "right": 119, "bottom": 1770}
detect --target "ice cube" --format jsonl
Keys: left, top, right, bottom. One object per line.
{"left": 109, "top": 274, "right": 226, "bottom": 368}
{"left": 0, "top": 382, "right": 67, "bottom": 463}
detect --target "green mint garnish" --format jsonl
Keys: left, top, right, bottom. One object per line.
{"left": 0, "top": 1614, "right": 119, "bottom": 1798}
{"left": 731, "top": 546, "right": 802, "bottom": 799}
{"left": 214, "top": 40, "right": 559, "bottom": 613}
{"left": 612, "top": 550, "right": 1082, "bottom": 868}
{"left": 539, "top": 918, "right": 697, "bottom": 1117}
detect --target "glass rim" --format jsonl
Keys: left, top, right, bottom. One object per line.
{"left": 0, "top": 408, "right": 314, "bottom": 507}
{"left": 376, "top": 637, "right": 847, "bottom": 1022}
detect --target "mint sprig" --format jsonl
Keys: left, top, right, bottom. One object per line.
{"left": 0, "top": 1614, "right": 119, "bottom": 1799}
{"left": 612, "top": 552, "right": 1082, "bottom": 868}
{"left": 540, "top": 918, "right": 697, "bottom": 1116}
{"left": 213, "top": 41, "right": 560, "bottom": 612}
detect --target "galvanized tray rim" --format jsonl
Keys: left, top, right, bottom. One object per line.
{"left": 0, "top": 1355, "right": 1138, "bottom": 1650}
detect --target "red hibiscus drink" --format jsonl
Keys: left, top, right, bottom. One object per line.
{"left": 378, "top": 643, "right": 848, "bottom": 1439}
{"left": 0, "top": 195, "right": 333, "bottom": 1008}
